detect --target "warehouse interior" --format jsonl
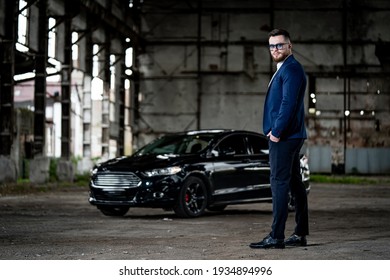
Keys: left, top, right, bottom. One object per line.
{"left": 0, "top": 0, "right": 389, "bottom": 183}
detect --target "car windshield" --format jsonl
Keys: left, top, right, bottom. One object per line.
{"left": 134, "top": 134, "right": 215, "bottom": 156}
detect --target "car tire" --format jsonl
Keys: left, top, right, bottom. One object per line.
{"left": 98, "top": 206, "right": 130, "bottom": 216}
{"left": 173, "top": 177, "right": 208, "bottom": 218}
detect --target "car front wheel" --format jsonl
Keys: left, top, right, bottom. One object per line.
{"left": 174, "top": 177, "right": 208, "bottom": 218}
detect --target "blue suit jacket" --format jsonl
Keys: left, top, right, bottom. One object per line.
{"left": 263, "top": 55, "right": 307, "bottom": 140}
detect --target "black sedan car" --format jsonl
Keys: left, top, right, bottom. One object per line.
{"left": 89, "top": 129, "right": 310, "bottom": 218}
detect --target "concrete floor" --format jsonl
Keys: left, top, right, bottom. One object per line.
{"left": 1, "top": 182, "right": 390, "bottom": 260}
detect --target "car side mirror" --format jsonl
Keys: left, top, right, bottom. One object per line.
{"left": 210, "top": 148, "right": 235, "bottom": 157}
{"left": 220, "top": 147, "right": 236, "bottom": 156}
{"left": 210, "top": 150, "right": 219, "bottom": 157}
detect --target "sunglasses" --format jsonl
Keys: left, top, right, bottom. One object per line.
{"left": 268, "top": 43, "right": 289, "bottom": 50}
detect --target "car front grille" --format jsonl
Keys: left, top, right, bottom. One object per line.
{"left": 92, "top": 172, "right": 142, "bottom": 188}
{"left": 94, "top": 191, "right": 133, "bottom": 201}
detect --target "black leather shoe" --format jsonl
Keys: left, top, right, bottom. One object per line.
{"left": 249, "top": 235, "right": 285, "bottom": 249}
{"left": 285, "top": 234, "right": 307, "bottom": 246}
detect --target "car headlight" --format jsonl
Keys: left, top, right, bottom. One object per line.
{"left": 90, "top": 167, "right": 98, "bottom": 176}
{"left": 144, "top": 166, "right": 182, "bottom": 177}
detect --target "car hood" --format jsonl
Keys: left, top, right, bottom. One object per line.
{"left": 96, "top": 153, "right": 194, "bottom": 172}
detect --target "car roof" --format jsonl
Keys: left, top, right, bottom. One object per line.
{"left": 181, "top": 129, "right": 264, "bottom": 138}
{"left": 181, "top": 129, "right": 261, "bottom": 135}
{"left": 184, "top": 129, "right": 233, "bottom": 135}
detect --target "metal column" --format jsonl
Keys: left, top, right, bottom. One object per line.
{"left": 61, "top": 3, "right": 73, "bottom": 159}
{"left": 0, "top": 0, "right": 17, "bottom": 156}
{"left": 82, "top": 19, "right": 93, "bottom": 158}
{"left": 118, "top": 59, "right": 126, "bottom": 156}
{"left": 33, "top": 0, "right": 48, "bottom": 156}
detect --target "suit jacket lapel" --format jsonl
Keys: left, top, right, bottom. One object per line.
{"left": 267, "top": 55, "right": 294, "bottom": 88}
{"left": 268, "top": 70, "right": 279, "bottom": 88}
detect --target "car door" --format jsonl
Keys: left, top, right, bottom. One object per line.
{"left": 243, "top": 133, "right": 272, "bottom": 199}
{"left": 209, "top": 133, "right": 263, "bottom": 203}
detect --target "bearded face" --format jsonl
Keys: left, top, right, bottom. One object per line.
{"left": 268, "top": 35, "right": 292, "bottom": 63}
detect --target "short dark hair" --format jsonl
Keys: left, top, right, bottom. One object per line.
{"left": 268, "top": 28, "right": 291, "bottom": 41}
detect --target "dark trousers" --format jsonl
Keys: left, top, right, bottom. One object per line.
{"left": 269, "top": 138, "right": 309, "bottom": 240}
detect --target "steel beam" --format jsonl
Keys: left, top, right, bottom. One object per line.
{"left": 61, "top": 2, "right": 73, "bottom": 159}
{"left": 0, "top": 1, "right": 17, "bottom": 156}
{"left": 33, "top": 0, "right": 48, "bottom": 156}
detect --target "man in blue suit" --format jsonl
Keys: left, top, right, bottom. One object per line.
{"left": 250, "top": 28, "right": 309, "bottom": 249}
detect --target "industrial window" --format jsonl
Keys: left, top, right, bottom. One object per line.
{"left": 48, "top": 17, "right": 57, "bottom": 59}
{"left": 17, "top": 0, "right": 29, "bottom": 52}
